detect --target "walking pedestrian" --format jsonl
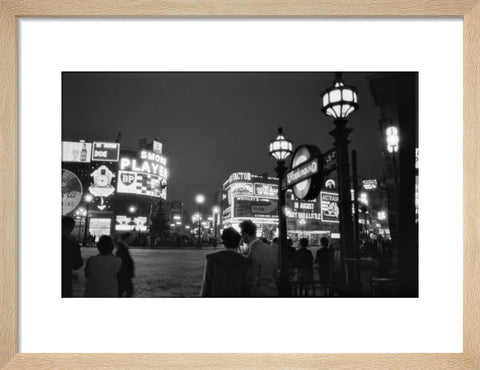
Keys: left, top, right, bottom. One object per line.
{"left": 240, "top": 220, "right": 277, "bottom": 297}
{"left": 62, "top": 216, "right": 83, "bottom": 297}
{"left": 315, "top": 237, "right": 332, "bottom": 285}
{"left": 84, "top": 235, "right": 121, "bottom": 297}
{"left": 116, "top": 232, "right": 135, "bottom": 297}
{"left": 200, "top": 227, "right": 251, "bottom": 297}
{"left": 294, "top": 238, "right": 314, "bottom": 294}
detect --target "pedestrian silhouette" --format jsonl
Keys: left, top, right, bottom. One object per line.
{"left": 84, "top": 235, "right": 121, "bottom": 297}
{"left": 62, "top": 216, "right": 83, "bottom": 297}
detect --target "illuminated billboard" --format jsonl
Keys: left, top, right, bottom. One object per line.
{"left": 117, "top": 149, "right": 168, "bottom": 199}
{"left": 115, "top": 216, "right": 148, "bottom": 232}
{"left": 92, "top": 142, "right": 120, "bottom": 162}
{"left": 320, "top": 191, "right": 340, "bottom": 223}
{"left": 253, "top": 183, "right": 278, "bottom": 198}
{"left": 62, "top": 169, "right": 83, "bottom": 215}
{"left": 233, "top": 197, "right": 278, "bottom": 219}
{"left": 117, "top": 170, "right": 166, "bottom": 198}
{"left": 62, "top": 141, "right": 92, "bottom": 163}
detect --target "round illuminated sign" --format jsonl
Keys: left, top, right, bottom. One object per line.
{"left": 290, "top": 145, "right": 323, "bottom": 200}
{"left": 62, "top": 169, "right": 83, "bottom": 215}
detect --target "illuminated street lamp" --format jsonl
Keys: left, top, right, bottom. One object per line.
{"left": 321, "top": 72, "right": 359, "bottom": 294}
{"left": 269, "top": 127, "right": 293, "bottom": 296}
{"left": 386, "top": 126, "right": 400, "bottom": 206}
{"left": 195, "top": 193, "right": 205, "bottom": 248}
{"left": 75, "top": 207, "right": 86, "bottom": 241}
{"left": 128, "top": 205, "right": 137, "bottom": 214}
{"left": 212, "top": 206, "right": 220, "bottom": 241}
{"left": 299, "top": 218, "right": 306, "bottom": 237}
{"left": 83, "top": 193, "right": 94, "bottom": 246}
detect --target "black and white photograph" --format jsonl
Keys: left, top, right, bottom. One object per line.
{"left": 61, "top": 72, "right": 418, "bottom": 298}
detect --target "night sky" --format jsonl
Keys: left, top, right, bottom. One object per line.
{"left": 62, "top": 72, "right": 384, "bottom": 213}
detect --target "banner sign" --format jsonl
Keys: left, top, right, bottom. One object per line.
{"left": 362, "top": 179, "right": 378, "bottom": 190}
{"left": 322, "top": 149, "right": 337, "bottom": 173}
{"left": 153, "top": 140, "right": 163, "bottom": 154}
{"left": 115, "top": 216, "right": 148, "bottom": 232}
{"left": 62, "top": 169, "right": 83, "bottom": 215}
{"left": 254, "top": 183, "right": 278, "bottom": 198}
{"left": 92, "top": 142, "right": 120, "bottom": 162}
{"left": 62, "top": 141, "right": 92, "bottom": 163}
{"left": 229, "top": 182, "right": 254, "bottom": 196}
{"left": 117, "top": 170, "right": 166, "bottom": 198}
{"left": 320, "top": 191, "right": 340, "bottom": 223}
{"left": 233, "top": 197, "right": 278, "bottom": 219}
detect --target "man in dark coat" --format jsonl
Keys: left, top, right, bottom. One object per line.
{"left": 315, "top": 237, "right": 332, "bottom": 284}
{"left": 200, "top": 227, "right": 251, "bottom": 297}
{"left": 116, "top": 232, "right": 135, "bottom": 297}
{"left": 61, "top": 216, "right": 83, "bottom": 297}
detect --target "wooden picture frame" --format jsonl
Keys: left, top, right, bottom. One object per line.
{"left": 1, "top": 1, "right": 478, "bottom": 368}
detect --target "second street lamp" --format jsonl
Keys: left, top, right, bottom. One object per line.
{"left": 269, "top": 127, "right": 293, "bottom": 297}
{"left": 212, "top": 206, "right": 220, "bottom": 242}
{"left": 83, "top": 193, "right": 94, "bottom": 246}
{"left": 195, "top": 194, "right": 205, "bottom": 248}
{"left": 321, "top": 72, "right": 359, "bottom": 295}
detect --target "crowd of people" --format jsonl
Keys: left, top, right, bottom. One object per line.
{"left": 199, "top": 220, "right": 335, "bottom": 297}
{"left": 62, "top": 216, "right": 135, "bottom": 298}
{"left": 62, "top": 215, "right": 337, "bottom": 298}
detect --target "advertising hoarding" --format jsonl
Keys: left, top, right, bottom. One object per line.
{"left": 153, "top": 140, "right": 163, "bottom": 154}
{"left": 253, "top": 183, "right": 278, "bottom": 198}
{"left": 88, "top": 218, "right": 112, "bottom": 241}
{"left": 320, "top": 191, "right": 340, "bottom": 223}
{"left": 62, "top": 169, "right": 83, "bottom": 215}
{"left": 117, "top": 149, "right": 168, "bottom": 199}
{"left": 233, "top": 197, "right": 278, "bottom": 219}
{"left": 115, "top": 216, "right": 148, "bottom": 232}
{"left": 117, "top": 170, "right": 166, "bottom": 198}
{"left": 92, "top": 142, "right": 120, "bottom": 162}
{"left": 62, "top": 141, "right": 92, "bottom": 163}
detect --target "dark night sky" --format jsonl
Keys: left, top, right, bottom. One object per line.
{"left": 62, "top": 72, "right": 384, "bottom": 213}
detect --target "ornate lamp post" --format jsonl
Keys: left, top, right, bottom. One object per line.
{"left": 83, "top": 193, "right": 94, "bottom": 246}
{"left": 212, "top": 206, "right": 220, "bottom": 242}
{"left": 195, "top": 194, "right": 205, "bottom": 247}
{"left": 386, "top": 126, "right": 400, "bottom": 205}
{"left": 269, "top": 127, "right": 293, "bottom": 296}
{"left": 321, "top": 72, "right": 359, "bottom": 294}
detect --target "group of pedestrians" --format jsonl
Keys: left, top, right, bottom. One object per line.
{"left": 199, "top": 220, "right": 334, "bottom": 297}
{"left": 200, "top": 220, "right": 278, "bottom": 297}
{"left": 61, "top": 216, "right": 135, "bottom": 298}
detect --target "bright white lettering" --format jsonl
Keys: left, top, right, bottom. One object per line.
{"left": 120, "top": 158, "right": 131, "bottom": 170}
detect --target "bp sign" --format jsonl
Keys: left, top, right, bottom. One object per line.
{"left": 286, "top": 145, "right": 323, "bottom": 200}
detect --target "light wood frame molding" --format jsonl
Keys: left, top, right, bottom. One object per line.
{"left": 1, "top": 1, "right": 479, "bottom": 368}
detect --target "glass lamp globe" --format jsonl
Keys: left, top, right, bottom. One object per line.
{"left": 386, "top": 126, "right": 399, "bottom": 153}
{"left": 321, "top": 73, "right": 359, "bottom": 119}
{"left": 269, "top": 127, "right": 293, "bottom": 162}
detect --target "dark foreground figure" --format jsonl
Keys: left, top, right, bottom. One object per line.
{"left": 61, "top": 216, "right": 83, "bottom": 297}
{"left": 200, "top": 227, "right": 251, "bottom": 297}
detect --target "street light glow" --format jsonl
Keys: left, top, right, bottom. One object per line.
{"left": 195, "top": 194, "right": 205, "bottom": 204}
{"left": 269, "top": 127, "right": 293, "bottom": 161}
{"left": 321, "top": 74, "right": 359, "bottom": 119}
{"left": 84, "top": 193, "right": 93, "bottom": 203}
{"left": 212, "top": 206, "right": 220, "bottom": 214}
{"left": 128, "top": 205, "right": 137, "bottom": 213}
{"left": 386, "top": 126, "right": 399, "bottom": 153}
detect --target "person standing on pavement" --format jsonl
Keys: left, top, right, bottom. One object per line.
{"left": 315, "top": 237, "right": 332, "bottom": 285}
{"left": 62, "top": 216, "right": 83, "bottom": 297}
{"left": 116, "top": 232, "right": 135, "bottom": 297}
{"left": 200, "top": 227, "right": 251, "bottom": 297}
{"left": 240, "top": 220, "right": 277, "bottom": 297}
{"left": 84, "top": 235, "right": 121, "bottom": 297}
